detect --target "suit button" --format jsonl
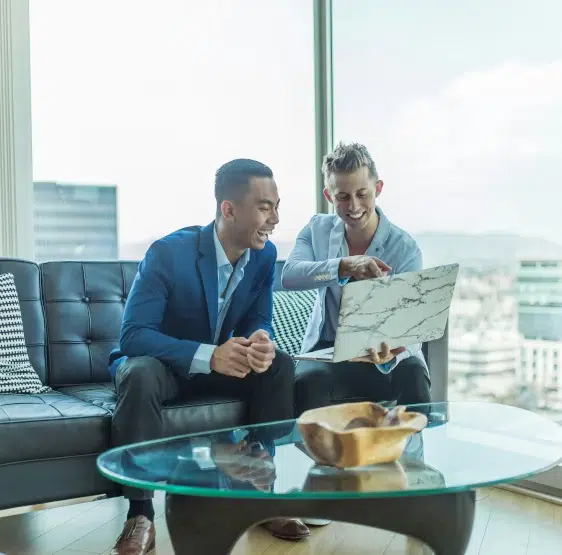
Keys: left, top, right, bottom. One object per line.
{"left": 121, "top": 297, "right": 127, "bottom": 303}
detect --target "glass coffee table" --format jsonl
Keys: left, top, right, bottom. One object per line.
{"left": 97, "top": 402, "right": 562, "bottom": 555}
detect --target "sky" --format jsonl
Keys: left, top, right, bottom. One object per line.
{"left": 333, "top": 0, "right": 562, "bottom": 243}
{"left": 29, "top": 0, "right": 562, "bottom": 251}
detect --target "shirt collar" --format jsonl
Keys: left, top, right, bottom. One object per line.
{"left": 371, "top": 206, "right": 391, "bottom": 249}
{"left": 213, "top": 224, "right": 250, "bottom": 269}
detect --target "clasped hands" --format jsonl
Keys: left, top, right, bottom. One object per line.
{"left": 211, "top": 440, "right": 275, "bottom": 491}
{"left": 210, "top": 329, "right": 275, "bottom": 378}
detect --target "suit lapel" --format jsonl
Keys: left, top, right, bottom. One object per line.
{"left": 328, "top": 217, "right": 345, "bottom": 259}
{"left": 196, "top": 222, "right": 218, "bottom": 340}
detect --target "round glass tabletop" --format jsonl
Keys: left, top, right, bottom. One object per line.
{"left": 97, "top": 402, "right": 562, "bottom": 499}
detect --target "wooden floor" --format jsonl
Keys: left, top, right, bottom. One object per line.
{"left": 0, "top": 488, "right": 561, "bottom": 554}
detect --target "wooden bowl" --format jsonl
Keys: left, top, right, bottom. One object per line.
{"left": 297, "top": 402, "right": 428, "bottom": 469}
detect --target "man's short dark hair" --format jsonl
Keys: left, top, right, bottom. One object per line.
{"left": 214, "top": 159, "right": 273, "bottom": 211}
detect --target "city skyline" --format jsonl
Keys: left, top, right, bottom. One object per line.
{"left": 119, "top": 227, "right": 562, "bottom": 265}
{"left": 30, "top": 178, "right": 562, "bottom": 264}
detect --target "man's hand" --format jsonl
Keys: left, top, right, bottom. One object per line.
{"left": 351, "top": 343, "right": 406, "bottom": 365}
{"left": 339, "top": 255, "right": 392, "bottom": 281}
{"left": 247, "top": 330, "right": 275, "bottom": 373}
{"left": 212, "top": 440, "right": 276, "bottom": 492}
{"left": 210, "top": 337, "right": 252, "bottom": 378}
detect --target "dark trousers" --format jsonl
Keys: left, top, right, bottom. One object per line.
{"left": 294, "top": 342, "right": 431, "bottom": 417}
{"left": 111, "top": 350, "right": 295, "bottom": 500}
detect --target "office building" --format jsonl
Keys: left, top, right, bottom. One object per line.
{"left": 449, "top": 329, "right": 520, "bottom": 401}
{"left": 517, "top": 259, "right": 562, "bottom": 409}
{"left": 517, "top": 259, "right": 562, "bottom": 341}
{"left": 33, "top": 181, "right": 118, "bottom": 262}
{"left": 520, "top": 340, "right": 562, "bottom": 408}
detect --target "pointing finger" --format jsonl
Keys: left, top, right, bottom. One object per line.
{"left": 373, "top": 258, "right": 392, "bottom": 272}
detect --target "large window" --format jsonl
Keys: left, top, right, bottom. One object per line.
{"left": 332, "top": 0, "right": 562, "bottom": 423}
{"left": 29, "top": 0, "right": 315, "bottom": 262}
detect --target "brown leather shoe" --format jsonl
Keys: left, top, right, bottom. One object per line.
{"left": 262, "top": 518, "right": 310, "bottom": 540}
{"left": 110, "top": 516, "right": 156, "bottom": 554}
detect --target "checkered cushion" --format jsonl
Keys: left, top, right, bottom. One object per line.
{"left": 272, "top": 290, "right": 316, "bottom": 356}
{"left": 0, "top": 273, "right": 50, "bottom": 393}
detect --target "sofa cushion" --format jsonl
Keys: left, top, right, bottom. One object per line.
{"left": 272, "top": 290, "right": 316, "bottom": 355}
{"left": 0, "top": 391, "right": 112, "bottom": 464}
{"left": 0, "top": 273, "right": 50, "bottom": 394}
{"left": 56, "top": 382, "right": 116, "bottom": 412}
{"left": 41, "top": 261, "right": 139, "bottom": 386}
{"left": 59, "top": 383, "right": 248, "bottom": 436}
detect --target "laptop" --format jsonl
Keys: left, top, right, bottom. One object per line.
{"left": 294, "top": 263, "right": 459, "bottom": 363}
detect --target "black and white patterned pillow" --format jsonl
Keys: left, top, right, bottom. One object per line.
{"left": 0, "top": 273, "right": 50, "bottom": 394}
{"left": 273, "top": 290, "right": 316, "bottom": 356}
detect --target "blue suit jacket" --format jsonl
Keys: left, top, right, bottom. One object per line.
{"left": 109, "top": 222, "right": 277, "bottom": 377}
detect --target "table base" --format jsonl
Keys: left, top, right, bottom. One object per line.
{"left": 166, "top": 489, "right": 476, "bottom": 555}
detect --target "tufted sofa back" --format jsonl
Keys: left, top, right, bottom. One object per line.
{"left": 40, "top": 262, "right": 139, "bottom": 386}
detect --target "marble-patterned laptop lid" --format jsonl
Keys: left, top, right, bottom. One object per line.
{"left": 333, "top": 263, "right": 459, "bottom": 363}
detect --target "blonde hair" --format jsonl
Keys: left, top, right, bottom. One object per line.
{"left": 322, "top": 142, "right": 379, "bottom": 184}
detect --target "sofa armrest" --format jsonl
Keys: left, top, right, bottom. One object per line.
{"left": 423, "top": 321, "right": 449, "bottom": 403}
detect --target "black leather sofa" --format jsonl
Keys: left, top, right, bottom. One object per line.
{"left": 0, "top": 258, "right": 447, "bottom": 511}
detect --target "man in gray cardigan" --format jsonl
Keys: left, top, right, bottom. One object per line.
{"left": 282, "top": 142, "right": 431, "bottom": 415}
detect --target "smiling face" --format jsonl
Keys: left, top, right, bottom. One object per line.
{"left": 323, "top": 166, "right": 383, "bottom": 230}
{"left": 222, "top": 176, "right": 280, "bottom": 251}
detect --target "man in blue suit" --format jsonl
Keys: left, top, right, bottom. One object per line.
{"left": 108, "top": 159, "right": 307, "bottom": 555}
{"left": 282, "top": 142, "right": 431, "bottom": 416}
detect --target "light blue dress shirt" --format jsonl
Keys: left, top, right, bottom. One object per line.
{"left": 189, "top": 226, "right": 251, "bottom": 374}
